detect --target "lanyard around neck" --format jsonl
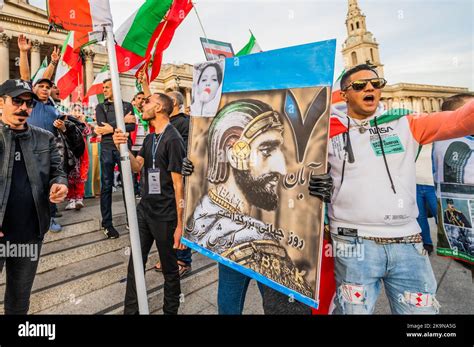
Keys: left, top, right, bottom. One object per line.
{"left": 152, "top": 123, "right": 170, "bottom": 169}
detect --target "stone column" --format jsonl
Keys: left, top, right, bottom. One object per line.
{"left": 185, "top": 88, "right": 191, "bottom": 107}
{"left": 412, "top": 98, "right": 420, "bottom": 113}
{"left": 30, "top": 40, "right": 41, "bottom": 74}
{"left": 393, "top": 98, "right": 400, "bottom": 109}
{"left": 83, "top": 49, "right": 96, "bottom": 91}
{"left": 438, "top": 98, "right": 444, "bottom": 111}
{"left": 420, "top": 97, "right": 427, "bottom": 112}
{"left": 0, "top": 33, "right": 11, "bottom": 83}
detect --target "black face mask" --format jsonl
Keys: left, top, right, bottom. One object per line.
{"left": 234, "top": 169, "right": 281, "bottom": 211}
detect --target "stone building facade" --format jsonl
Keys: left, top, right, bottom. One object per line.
{"left": 0, "top": 0, "right": 193, "bottom": 106}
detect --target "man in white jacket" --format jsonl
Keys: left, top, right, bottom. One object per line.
{"left": 321, "top": 64, "right": 474, "bottom": 314}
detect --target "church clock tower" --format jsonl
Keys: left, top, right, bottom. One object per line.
{"left": 342, "top": 0, "right": 384, "bottom": 77}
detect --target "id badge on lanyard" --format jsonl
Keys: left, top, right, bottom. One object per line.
{"left": 149, "top": 124, "right": 169, "bottom": 195}
{"left": 148, "top": 168, "right": 161, "bottom": 194}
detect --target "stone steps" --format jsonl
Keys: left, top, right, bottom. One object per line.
{"left": 0, "top": 199, "right": 218, "bottom": 315}
{"left": 36, "top": 251, "right": 216, "bottom": 314}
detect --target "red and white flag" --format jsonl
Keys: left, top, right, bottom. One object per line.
{"left": 138, "top": 0, "right": 193, "bottom": 82}
{"left": 115, "top": 0, "right": 173, "bottom": 73}
{"left": 84, "top": 65, "right": 109, "bottom": 106}
{"left": 54, "top": 32, "right": 83, "bottom": 100}
{"left": 47, "top": 0, "right": 113, "bottom": 33}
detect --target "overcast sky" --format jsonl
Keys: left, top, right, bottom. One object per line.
{"left": 28, "top": 0, "right": 474, "bottom": 90}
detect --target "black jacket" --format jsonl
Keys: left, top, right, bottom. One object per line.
{"left": 56, "top": 118, "right": 86, "bottom": 174}
{"left": 0, "top": 122, "right": 68, "bottom": 238}
{"left": 170, "top": 112, "right": 189, "bottom": 151}
{"left": 95, "top": 100, "right": 135, "bottom": 150}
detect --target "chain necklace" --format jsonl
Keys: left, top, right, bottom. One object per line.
{"left": 350, "top": 118, "right": 370, "bottom": 134}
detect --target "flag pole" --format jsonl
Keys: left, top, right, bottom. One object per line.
{"left": 103, "top": 24, "right": 150, "bottom": 315}
{"left": 192, "top": 1, "right": 216, "bottom": 58}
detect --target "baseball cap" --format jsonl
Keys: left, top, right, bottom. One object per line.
{"left": 0, "top": 79, "right": 38, "bottom": 99}
{"left": 34, "top": 78, "right": 53, "bottom": 87}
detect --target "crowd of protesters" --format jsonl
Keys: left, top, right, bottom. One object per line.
{"left": 0, "top": 34, "right": 473, "bottom": 315}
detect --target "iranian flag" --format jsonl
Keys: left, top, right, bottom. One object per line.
{"left": 73, "top": 30, "right": 103, "bottom": 52}
{"left": 47, "top": 0, "right": 113, "bottom": 33}
{"left": 141, "top": 0, "right": 193, "bottom": 82}
{"left": 32, "top": 56, "right": 48, "bottom": 85}
{"left": 115, "top": 0, "right": 173, "bottom": 73}
{"left": 331, "top": 69, "right": 346, "bottom": 106}
{"left": 84, "top": 65, "right": 109, "bottom": 106}
{"left": 54, "top": 31, "right": 83, "bottom": 100}
{"left": 236, "top": 32, "right": 263, "bottom": 56}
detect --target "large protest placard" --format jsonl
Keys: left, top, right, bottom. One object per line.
{"left": 183, "top": 40, "right": 336, "bottom": 308}
{"left": 433, "top": 136, "right": 474, "bottom": 264}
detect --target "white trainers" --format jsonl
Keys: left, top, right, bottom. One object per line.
{"left": 65, "top": 200, "right": 76, "bottom": 210}
{"left": 75, "top": 199, "right": 84, "bottom": 210}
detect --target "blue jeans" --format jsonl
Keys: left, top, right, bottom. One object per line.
{"left": 176, "top": 248, "right": 192, "bottom": 265}
{"left": 217, "top": 263, "right": 265, "bottom": 314}
{"left": 332, "top": 234, "right": 439, "bottom": 314}
{"left": 217, "top": 263, "right": 311, "bottom": 314}
{"left": 416, "top": 184, "right": 437, "bottom": 245}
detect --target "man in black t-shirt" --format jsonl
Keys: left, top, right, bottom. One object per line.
{"left": 95, "top": 78, "right": 136, "bottom": 238}
{"left": 113, "top": 92, "right": 186, "bottom": 315}
{"left": 151, "top": 91, "right": 192, "bottom": 277}
{"left": 0, "top": 79, "right": 68, "bottom": 314}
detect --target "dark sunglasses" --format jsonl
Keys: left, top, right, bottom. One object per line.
{"left": 10, "top": 96, "right": 35, "bottom": 108}
{"left": 144, "top": 97, "right": 161, "bottom": 107}
{"left": 343, "top": 78, "right": 387, "bottom": 91}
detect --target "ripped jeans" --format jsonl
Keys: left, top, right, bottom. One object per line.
{"left": 331, "top": 234, "right": 439, "bottom": 314}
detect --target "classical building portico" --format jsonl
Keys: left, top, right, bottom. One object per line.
{"left": 0, "top": 0, "right": 193, "bottom": 106}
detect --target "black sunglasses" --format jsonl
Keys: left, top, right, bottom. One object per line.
{"left": 10, "top": 96, "right": 35, "bottom": 108}
{"left": 343, "top": 78, "right": 387, "bottom": 91}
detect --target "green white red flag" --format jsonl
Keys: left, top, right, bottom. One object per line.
{"left": 331, "top": 69, "right": 346, "bottom": 106}
{"left": 84, "top": 65, "right": 110, "bottom": 106}
{"left": 236, "top": 32, "right": 262, "bottom": 56}
{"left": 32, "top": 56, "right": 48, "bottom": 85}
{"left": 54, "top": 31, "right": 83, "bottom": 100}
{"left": 115, "top": 0, "right": 173, "bottom": 73}
{"left": 138, "top": 0, "right": 193, "bottom": 82}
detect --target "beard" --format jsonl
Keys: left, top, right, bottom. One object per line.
{"left": 142, "top": 109, "right": 155, "bottom": 121}
{"left": 234, "top": 169, "right": 281, "bottom": 211}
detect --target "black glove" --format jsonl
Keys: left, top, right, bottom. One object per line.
{"left": 181, "top": 157, "right": 194, "bottom": 176}
{"left": 308, "top": 173, "right": 333, "bottom": 203}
